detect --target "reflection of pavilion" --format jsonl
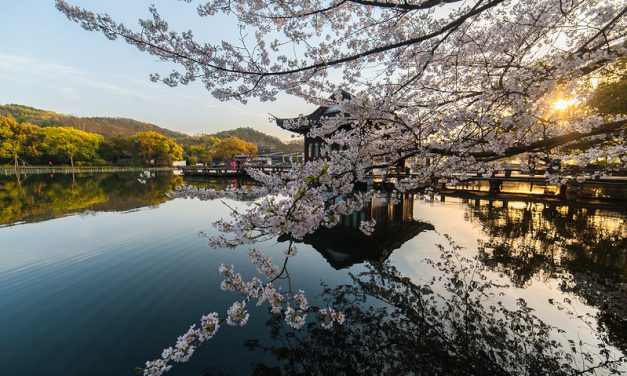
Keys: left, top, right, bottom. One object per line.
{"left": 287, "top": 193, "right": 434, "bottom": 269}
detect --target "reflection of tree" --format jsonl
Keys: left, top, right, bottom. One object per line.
{"left": 0, "top": 172, "right": 183, "bottom": 226}
{"left": 246, "top": 244, "right": 625, "bottom": 375}
{"left": 461, "top": 198, "right": 627, "bottom": 352}
{"left": 284, "top": 193, "right": 434, "bottom": 269}
{"left": 183, "top": 177, "right": 259, "bottom": 193}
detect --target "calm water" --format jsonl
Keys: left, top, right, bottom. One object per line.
{"left": 0, "top": 172, "right": 625, "bottom": 375}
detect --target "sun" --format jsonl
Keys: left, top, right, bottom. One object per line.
{"left": 552, "top": 99, "right": 570, "bottom": 111}
{"left": 552, "top": 97, "right": 577, "bottom": 111}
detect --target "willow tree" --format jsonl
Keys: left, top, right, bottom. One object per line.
{"left": 56, "top": 1, "right": 626, "bottom": 374}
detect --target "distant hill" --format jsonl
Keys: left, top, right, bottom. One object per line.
{"left": 212, "top": 127, "right": 302, "bottom": 154}
{"left": 0, "top": 104, "right": 189, "bottom": 141}
{"left": 0, "top": 104, "right": 303, "bottom": 153}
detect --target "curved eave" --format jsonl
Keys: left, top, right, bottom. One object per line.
{"left": 270, "top": 89, "right": 353, "bottom": 134}
{"left": 272, "top": 115, "right": 311, "bottom": 135}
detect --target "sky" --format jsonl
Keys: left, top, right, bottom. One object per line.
{"left": 0, "top": 0, "right": 313, "bottom": 140}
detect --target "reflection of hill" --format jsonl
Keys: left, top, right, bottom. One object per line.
{"left": 0, "top": 173, "right": 183, "bottom": 227}
{"left": 456, "top": 196, "right": 627, "bottom": 352}
{"left": 284, "top": 193, "right": 434, "bottom": 269}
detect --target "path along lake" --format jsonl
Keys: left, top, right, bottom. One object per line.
{"left": 0, "top": 172, "right": 625, "bottom": 375}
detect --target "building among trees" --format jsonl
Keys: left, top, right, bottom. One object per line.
{"left": 273, "top": 91, "right": 352, "bottom": 162}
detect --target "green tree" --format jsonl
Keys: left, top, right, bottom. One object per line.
{"left": 211, "top": 136, "right": 257, "bottom": 162}
{"left": 184, "top": 134, "right": 220, "bottom": 165}
{"left": 37, "top": 127, "right": 103, "bottom": 169}
{"left": 185, "top": 145, "right": 208, "bottom": 165}
{"left": 588, "top": 57, "right": 626, "bottom": 115}
{"left": 99, "top": 136, "right": 133, "bottom": 165}
{"left": 129, "top": 131, "right": 183, "bottom": 166}
{"left": 588, "top": 80, "right": 627, "bottom": 115}
{"left": 0, "top": 116, "right": 40, "bottom": 171}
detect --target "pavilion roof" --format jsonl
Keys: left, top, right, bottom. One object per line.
{"left": 272, "top": 90, "right": 353, "bottom": 134}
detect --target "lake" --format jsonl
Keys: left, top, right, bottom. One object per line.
{"left": 0, "top": 172, "right": 625, "bottom": 375}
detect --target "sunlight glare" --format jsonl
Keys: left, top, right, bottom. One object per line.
{"left": 552, "top": 97, "right": 577, "bottom": 111}
{"left": 553, "top": 99, "right": 570, "bottom": 110}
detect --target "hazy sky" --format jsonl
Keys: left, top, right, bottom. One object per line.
{"left": 0, "top": 0, "right": 314, "bottom": 140}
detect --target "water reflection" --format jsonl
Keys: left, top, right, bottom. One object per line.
{"left": 256, "top": 193, "right": 627, "bottom": 374}
{"left": 1, "top": 175, "right": 626, "bottom": 375}
{"left": 458, "top": 197, "right": 627, "bottom": 353}
{"left": 0, "top": 173, "right": 186, "bottom": 227}
{"left": 283, "top": 192, "right": 434, "bottom": 269}
{"left": 247, "top": 243, "right": 626, "bottom": 375}
{"left": 0, "top": 174, "right": 263, "bottom": 227}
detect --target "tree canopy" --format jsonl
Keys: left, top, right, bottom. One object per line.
{"left": 588, "top": 58, "right": 627, "bottom": 115}
{"left": 129, "top": 131, "right": 184, "bottom": 166}
{"left": 212, "top": 127, "right": 302, "bottom": 154}
{"left": 0, "top": 116, "right": 40, "bottom": 168}
{"left": 210, "top": 136, "right": 258, "bottom": 161}
{"left": 0, "top": 115, "right": 267, "bottom": 167}
{"left": 37, "top": 126, "right": 104, "bottom": 168}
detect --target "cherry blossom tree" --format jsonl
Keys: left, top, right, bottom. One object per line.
{"left": 56, "top": 1, "right": 626, "bottom": 374}
{"left": 56, "top": 0, "right": 626, "bottom": 179}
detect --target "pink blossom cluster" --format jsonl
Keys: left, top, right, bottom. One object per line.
{"left": 142, "top": 313, "right": 220, "bottom": 376}
{"left": 226, "top": 301, "right": 250, "bottom": 326}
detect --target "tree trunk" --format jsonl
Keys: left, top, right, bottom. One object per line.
{"left": 70, "top": 156, "right": 75, "bottom": 173}
{"left": 13, "top": 154, "right": 20, "bottom": 185}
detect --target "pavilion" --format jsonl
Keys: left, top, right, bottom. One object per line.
{"left": 273, "top": 90, "right": 352, "bottom": 162}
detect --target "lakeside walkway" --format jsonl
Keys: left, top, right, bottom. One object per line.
{"left": 2, "top": 166, "right": 175, "bottom": 175}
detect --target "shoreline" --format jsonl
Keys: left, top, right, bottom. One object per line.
{"left": 1, "top": 166, "right": 176, "bottom": 175}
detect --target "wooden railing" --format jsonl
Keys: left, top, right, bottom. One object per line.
{"left": 181, "top": 165, "right": 293, "bottom": 177}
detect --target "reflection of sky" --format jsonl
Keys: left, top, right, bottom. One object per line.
{"left": 0, "top": 199, "right": 219, "bottom": 274}
{"left": 389, "top": 197, "right": 625, "bottom": 367}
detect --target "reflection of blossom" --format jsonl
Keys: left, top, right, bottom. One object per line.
{"left": 319, "top": 308, "right": 344, "bottom": 330}
{"left": 359, "top": 218, "right": 376, "bottom": 235}
{"left": 294, "top": 290, "right": 309, "bottom": 311}
{"left": 137, "top": 170, "right": 152, "bottom": 184}
{"left": 246, "top": 241, "right": 625, "bottom": 375}
{"left": 285, "top": 245, "right": 298, "bottom": 257}
{"left": 264, "top": 284, "right": 284, "bottom": 314}
{"left": 285, "top": 306, "right": 306, "bottom": 329}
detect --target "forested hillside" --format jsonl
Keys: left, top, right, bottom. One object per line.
{"left": 0, "top": 104, "right": 303, "bottom": 154}
{"left": 0, "top": 104, "right": 188, "bottom": 141}
{"left": 212, "top": 127, "right": 302, "bottom": 153}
